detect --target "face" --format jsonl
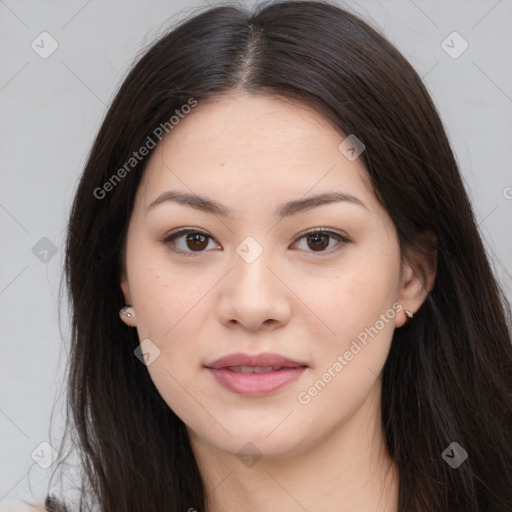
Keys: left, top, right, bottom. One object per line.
{"left": 120, "top": 93, "right": 423, "bottom": 460}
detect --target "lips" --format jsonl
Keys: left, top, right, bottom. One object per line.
{"left": 204, "top": 352, "right": 308, "bottom": 396}
{"left": 225, "top": 365, "right": 284, "bottom": 373}
{"left": 205, "top": 352, "right": 307, "bottom": 370}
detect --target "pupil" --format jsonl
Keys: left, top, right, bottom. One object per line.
{"left": 187, "top": 233, "right": 208, "bottom": 251}
{"left": 309, "top": 234, "right": 328, "bottom": 251}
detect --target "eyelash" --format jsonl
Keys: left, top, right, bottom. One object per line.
{"left": 162, "top": 227, "right": 350, "bottom": 258}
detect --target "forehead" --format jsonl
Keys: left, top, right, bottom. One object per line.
{"left": 174, "top": 93, "right": 338, "bottom": 142}
{"left": 136, "top": 93, "right": 374, "bottom": 211}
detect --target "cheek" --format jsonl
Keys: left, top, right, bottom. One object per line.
{"left": 306, "top": 245, "right": 400, "bottom": 376}
{"left": 127, "top": 242, "right": 202, "bottom": 335}
{"left": 311, "top": 248, "right": 400, "bottom": 332}
{"left": 296, "top": 268, "right": 398, "bottom": 423}
{"left": 126, "top": 249, "right": 218, "bottom": 398}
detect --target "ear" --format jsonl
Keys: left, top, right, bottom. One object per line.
{"left": 120, "top": 267, "right": 131, "bottom": 303}
{"left": 395, "top": 231, "right": 437, "bottom": 327}
{"left": 119, "top": 268, "right": 137, "bottom": 327}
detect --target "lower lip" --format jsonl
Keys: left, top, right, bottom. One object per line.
{"left": 207, "top": 367, "right": 307, "bottom": 396}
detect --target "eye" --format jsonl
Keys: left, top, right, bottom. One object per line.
{"left": 292, "top": 228, "right": 349, "bottom": 256}
{"left": 162, "top": 228, "right": 349, "bottom": 257}
{"left": 163, "top": 229, "right": 219, "bottom": 257}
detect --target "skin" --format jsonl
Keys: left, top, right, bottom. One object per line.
{"left": 120, "top": 93, "right": 435, "bottom": 512}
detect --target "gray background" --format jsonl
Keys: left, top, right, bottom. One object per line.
{"left": 1, "top": 0, "right": 511, "bottom": 508}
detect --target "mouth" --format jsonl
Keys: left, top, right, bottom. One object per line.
{"left": 222, "top": 365, "right": 300, "bottom": 373}
{"left": 204, "top": 353, "right": 308, "bottom": 396}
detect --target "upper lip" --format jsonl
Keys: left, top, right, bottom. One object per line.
{"left": 205, "top": 352, "right": 308, "bottom": 370}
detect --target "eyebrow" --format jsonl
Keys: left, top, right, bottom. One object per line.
{"left": 146, "top": 190, "right": 367, "bottom": 218}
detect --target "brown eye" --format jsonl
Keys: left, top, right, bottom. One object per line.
{"left": 306, "top": 233, "right": 330, "bottom": 251}
{"left": 293, "top": 229, "right": 349, "bottom": 256}
{"left": 185, "top": 232, "right": 209, "bottom": 251}
{"left": 163, "top": 229, "right": 218, "bottom": 257}
{"left": 163, "top": 228, "right": 349, "bottom": 258}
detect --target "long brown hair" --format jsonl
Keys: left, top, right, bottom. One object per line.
{"left": 35, "top": 1, "right": 512, "bottom": 510}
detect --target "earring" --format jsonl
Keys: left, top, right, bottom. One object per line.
{"left": 120, "top": 305, "right": 134, "bottom": 318}
{"left": 404, "top": 309, "right": 414, "bottom": 320}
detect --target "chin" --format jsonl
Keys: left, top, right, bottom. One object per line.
{"left": 200, "top": 420, "right": 311, "bottom": 460}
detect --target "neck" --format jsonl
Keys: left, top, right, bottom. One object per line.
{"left": 188, "top": 383, "right": 399, "bottom": 512}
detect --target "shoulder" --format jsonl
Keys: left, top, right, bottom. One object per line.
{"left": 6, "top": 505, "right": 47, "bottom": 511}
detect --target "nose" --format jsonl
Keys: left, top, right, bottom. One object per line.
{"left": 216, "top": 249, "right": 292, "bottom": 332}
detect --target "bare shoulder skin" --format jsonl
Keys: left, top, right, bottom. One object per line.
{"left": 5, "top": 505, "right": 46, "bottom": 512}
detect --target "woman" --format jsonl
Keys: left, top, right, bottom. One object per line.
{"left": 21, "top": 1, "right": 512, "bottom": 511}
